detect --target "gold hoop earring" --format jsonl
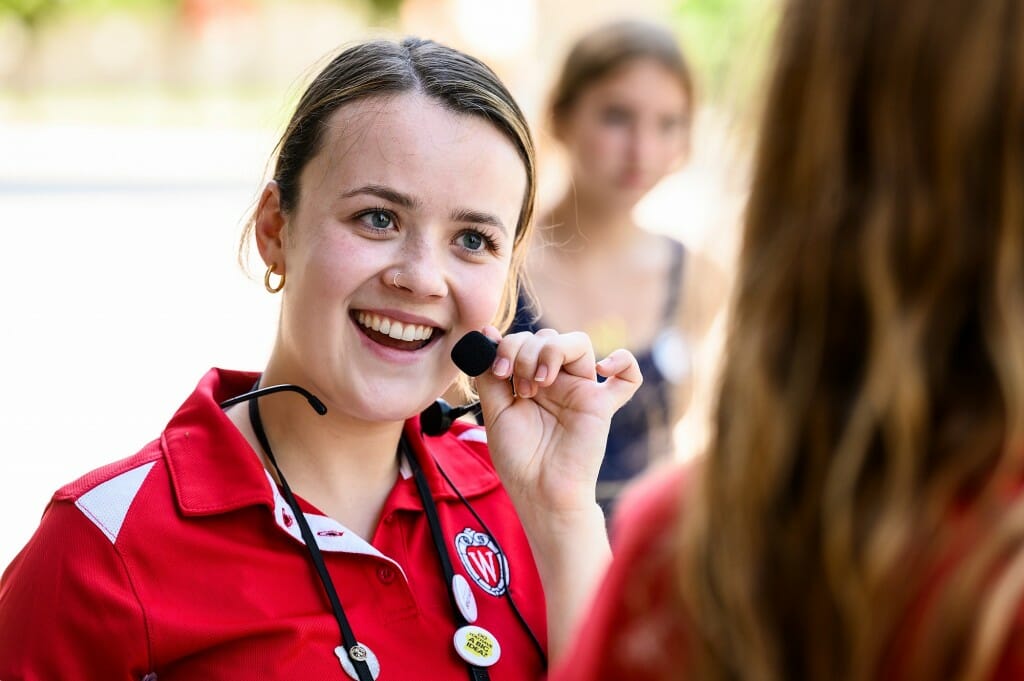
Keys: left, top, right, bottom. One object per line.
{"left": 264, "top": 264, "right": 285, "bottom": 293}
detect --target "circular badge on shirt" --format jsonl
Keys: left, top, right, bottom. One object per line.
{"left": 452, "top": 573, "right": 478, "bottom": 623}
{"left": 335, "top": 643, "right": 381, "bottom": 680}
{"left": 453, "top": 624, "right": 501, "bottom": 667}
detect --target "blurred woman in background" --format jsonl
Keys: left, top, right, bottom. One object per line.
{"left": 553, "top": 0, "right": 1024, "bottom": 679}
{"left": 511, "top": 18, "right": 726, "bottom": 516}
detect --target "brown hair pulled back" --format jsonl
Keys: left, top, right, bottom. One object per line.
{"left": 241, "top": 37, "right": 537, "bottom": 331}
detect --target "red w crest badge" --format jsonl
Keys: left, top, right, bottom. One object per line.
{"left": 454, "top": 528, "right": 508, "bottom": 596}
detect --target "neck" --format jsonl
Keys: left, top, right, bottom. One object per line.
{"left": 226, "top": 375, "right": 405, "bottom": 538}
{"left": 546, "top": 192, "right": 640, "bottom": 257}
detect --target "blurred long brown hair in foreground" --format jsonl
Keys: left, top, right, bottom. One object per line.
{"left": 681, "top": 0, "right": 1024, "bottom": 679}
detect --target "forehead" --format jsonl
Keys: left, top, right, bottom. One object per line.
{"left": 579, "top": 58, "right": 689, "bottom": 112}
{"left": 299, "top": 92, "right": 527, "bottom": 223}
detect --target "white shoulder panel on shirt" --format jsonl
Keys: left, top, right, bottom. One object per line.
{"left": 74, "top": 461, "right": 157, "bottom": 544}
{"left": 457, "top": 428, "right": 487, "bottom": 444}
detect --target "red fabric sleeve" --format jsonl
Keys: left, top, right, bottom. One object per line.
{"left": 0, "top": 500, "right": 151, "bottom": 680}
{"left": 549, "top": 464, "right": 689, "bottom": 681}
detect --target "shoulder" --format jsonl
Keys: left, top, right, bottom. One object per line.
{"left": 49, "top": 442, "right": 166, "bottom": 545}
{"left": 55, "top": 441, "right": 163, "bottom": 503}
{"left": 0, "top": 457, "right": 155, "bottom": 675}
{"left": 609, "top": 460, "right": 691, "bottom": 552}
{"left": 551, "top": 461, "right": 693, "bottom": 681}
{"left": 678, "top": 247, "right": 730, "bottom": 331}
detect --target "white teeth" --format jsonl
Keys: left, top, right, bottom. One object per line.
{"left": 356, "top": 312, "right": 434, "bottom": 342}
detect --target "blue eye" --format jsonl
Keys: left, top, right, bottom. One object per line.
{"left": 456, "top": 229, "right": 499, "bottom": 255}
{"left": 461, "top": 232, "right": 484, "bottom": 251}
{"left": 366, "top": 211, "right": 392, "bottom": 230}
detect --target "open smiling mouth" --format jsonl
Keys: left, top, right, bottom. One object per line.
{"left": 353, "top": 311, "right": 441, "bottom": 351}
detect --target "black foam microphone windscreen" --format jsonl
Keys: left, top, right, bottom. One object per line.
{"left": 451, "top": 331, "right": 498, "bottom": 377}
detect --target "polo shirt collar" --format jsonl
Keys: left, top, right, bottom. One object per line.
{"left": 163, "top": 368, "right": 272, "bottom": 516}
{"left": 371, "top": 416, "right": 503, "bottom": 514}
{"left": 162, "top": 368, "right": 503, "bottom": 518}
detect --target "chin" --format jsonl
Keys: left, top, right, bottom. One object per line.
{"left": 348, "top": 391, "right": 436, "bottom": 424}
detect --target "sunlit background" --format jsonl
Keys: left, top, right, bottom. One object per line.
{"left": 0, "top": 0, "right": 777, "bottom": 567}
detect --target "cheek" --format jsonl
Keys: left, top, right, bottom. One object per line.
{"left": 294, "top": 230, "right": 368, "bottom": 302}
{"left": 654, "top": 133, "right": 687, "bottom": 167}
{"left": 647, "top": 148, "right": 678, "bottom": 178}
{"left": 457, "top": 262, "right": 510, "bottom": 325}
{"left": 562, "top": 113, "right": 610, "bottom": 154}
{"left": 576, "top": 125, "right": 627, "bottom": 168}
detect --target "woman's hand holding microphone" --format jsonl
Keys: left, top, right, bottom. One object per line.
{"left": 454, "top": 327, "right": 643, "bottom": 660}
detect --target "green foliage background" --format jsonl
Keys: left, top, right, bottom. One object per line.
{"left": 671, "top": 0, "right": 780, "bottom": 116}
{"left": 0, "top": 0, "right": 173, "bottom": 25}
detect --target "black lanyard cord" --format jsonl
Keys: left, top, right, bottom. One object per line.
{"left": 241, "top": 382, "right": 494, "bottom": 680}
{"left": 402, "top": 440, "right": 491, "bottom": 681}
{"left": 248, "top": 394, "right": 375, "bottom": 681}
{"left": 433, "top": 459, "right": 548, "bottom": 668}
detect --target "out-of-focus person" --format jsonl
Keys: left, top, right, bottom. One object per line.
{"left": 552, "top": 0, "right": 1024, "bottom": 679}
{"left": 510, "top": 18, "right": 727, "bottom": 517}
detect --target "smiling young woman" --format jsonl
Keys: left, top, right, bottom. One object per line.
{"left": 0, "top": 37, "right": 641, "bottom": 681}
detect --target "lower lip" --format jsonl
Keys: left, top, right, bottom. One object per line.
{"left": 351, "top": 318, "right": 443, "bottom": 365}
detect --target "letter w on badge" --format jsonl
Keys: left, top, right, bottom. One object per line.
{"left": 454, "top": 528, "right": 509, "bottom": 597}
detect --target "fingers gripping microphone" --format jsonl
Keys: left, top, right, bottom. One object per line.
{"left": 420, "top": 331, "right": 498, "bottom": 436}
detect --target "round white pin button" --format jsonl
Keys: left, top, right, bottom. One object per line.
{"left": 453, "top": 624, "right": 501, "bottom": 667}
{"left": 335, "top": 643, "right": 381, "bottom": 680}
{"left": 452, "top": 574, "right": 478, "bottom": 623}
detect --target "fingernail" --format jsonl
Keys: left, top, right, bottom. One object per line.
{"left": 534, "top": 366, "right": 548, "bottom": 382}
{"left": 493, "top": 357, "right": 510, "bottom": 377}
{"left": 518, "top": 378, "right": 533, "bottom": 396}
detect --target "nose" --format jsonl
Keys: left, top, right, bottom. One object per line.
{"left": 384, "top": 235, "right": 448, "bottom": 298}
{"left": 628, "top": 122, "right": 659, "bottom": 169}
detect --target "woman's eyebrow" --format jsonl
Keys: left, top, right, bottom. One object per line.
{"left": 340, "top": 184, "right": 420, "bottom": 209}
{"left": 451, "top": 208, "right": 509, "bottom": 236}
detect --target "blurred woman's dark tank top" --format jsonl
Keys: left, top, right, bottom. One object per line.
{"left": 509, "top": 237, "right": 690, "bottom": 518}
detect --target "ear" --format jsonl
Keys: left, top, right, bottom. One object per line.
{"left": 254, "top": 181, "right": 287, "bottom": 271}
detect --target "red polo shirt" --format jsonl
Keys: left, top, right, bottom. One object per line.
{"left": 0, "top": 368, "right": 547, "bottom": 680}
